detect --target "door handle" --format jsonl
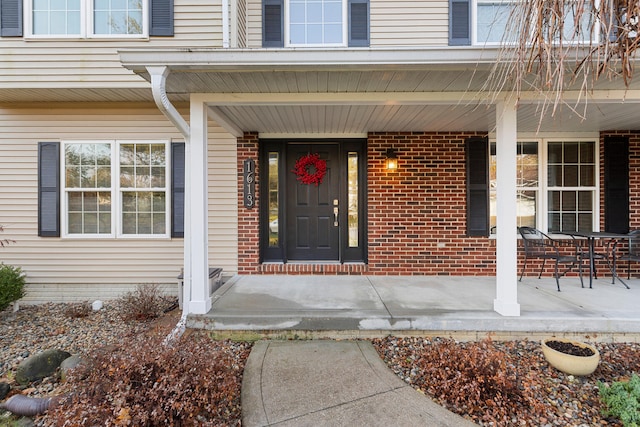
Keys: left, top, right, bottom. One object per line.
{"left": 333, "top": 207, "right": 339, "bottom": 226}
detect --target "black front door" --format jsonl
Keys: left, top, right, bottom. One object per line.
{"left": 286, "top": 143, "right": 340, "bottom": 260}
{"left": 260, "top": 138, "right": 366, "bottom": 264}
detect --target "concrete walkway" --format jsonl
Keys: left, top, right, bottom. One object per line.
{"left": 241, "top": 340, "right": 476, "bottom": 427}
{"left": 188, "top": 274, "right": 640, "bottom": 426}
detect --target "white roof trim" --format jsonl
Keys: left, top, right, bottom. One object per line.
{"left": 119, "top": 47, "right": 504, "bottom": 73}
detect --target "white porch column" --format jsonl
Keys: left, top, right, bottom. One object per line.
{"left": 185, "top": 97, "right": 211, "bottom": 314}
{"left": 493, "top": 100, "right": 521, "bottom": 316}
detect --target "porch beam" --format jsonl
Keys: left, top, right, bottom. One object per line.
{"left": 494, "top": 100, "right": 521, "bottom": 317}
{"left": 186, "top": 98, "right": 212, "bottom": 314}
{"left": 207, "top": 105, "right": 244, "bottom": 137}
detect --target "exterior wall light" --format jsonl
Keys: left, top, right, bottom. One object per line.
{"left": 385, "top": 148, "right": 398, "bottom": 170}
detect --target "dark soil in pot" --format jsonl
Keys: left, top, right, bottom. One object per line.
{"left": 546, "top": 340, "right": 595, "bottom": 356}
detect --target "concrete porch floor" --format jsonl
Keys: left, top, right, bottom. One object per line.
{"left": 187, "top": 274, "right": 640, "bottom": 341}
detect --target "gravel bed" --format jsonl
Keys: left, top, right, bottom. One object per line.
{"left": 0, "top": 303, "right": 152, "bottom": 384}
{"left": 3, "top": 304, "right": 640, "bottom": 426}
{"left": 0, "top": 302, "right": 252, "bottom": 426}
{"left": 373, "top": 336, "right": 640, "bottom": 426}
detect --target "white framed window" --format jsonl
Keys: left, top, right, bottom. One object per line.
{"left": 26, "top": 0, "right": 148, "bottom": 38}
{"left": 547, "top": 140, "right": 597, "bottom": 233}
{"left": 474, "top": 0, "right": 597, "bottom": 45}
{"left": 490, "top": 141, "right": 539, "bottom": 233}
{"left": 490, "top": 138, "right": 598, "bottom": 235}
{"left": 62, "top": 140, "right": 170, "bottom": 238}
{"left": 286, "top": 0, "right": 348, "bottom": 46}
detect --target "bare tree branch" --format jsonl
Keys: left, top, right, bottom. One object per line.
{"left": 486, "top": 0, "right": 640, "bottom": 120}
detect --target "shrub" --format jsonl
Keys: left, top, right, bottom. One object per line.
{"left": 394, "top": 337, "right": 545, "bottom": 425}
{"left": 63, "top": 301, "right": 92, "bottom": 318}
{"left": 41, "top": 330, "right": 252, "bottom": 426}
{"left": 599, "top": 373, "right": 640, "bottom": 426}
{"left": 116, "top": 283, "right": 167, "bottom": 321}
{"left": 0, "top": 263, "right": 26, "bottom": 312}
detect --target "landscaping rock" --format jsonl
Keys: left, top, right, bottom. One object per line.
{"left": 11, "top": 417, "right": 35, "bottom": 427}
{"left": 60, "top": 355, "right": 85, "bottom": 381}
{"left": 15, "top": 349, "right": 71, "bottom": 385}
{"left": 0, "top": 381, "right": 9, "bottom": 400}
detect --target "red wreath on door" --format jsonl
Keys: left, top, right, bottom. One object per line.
{"left": 292, "top": 153, "right": 327, "bottom": 186}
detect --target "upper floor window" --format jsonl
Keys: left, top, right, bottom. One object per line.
{"left": 450, "top": 0, "right": 597, "bottom": 46}
{"left": 289, "top": 0, "right": 344, "bottom": 46}
{"left": 27, "top": 0, "right": 147, "bottom": 38}
{"left": 263, "top": 0, "right": 368, "bottom": 47}
{"left": 476, "top": 0, "right": 595, "bottom": 45}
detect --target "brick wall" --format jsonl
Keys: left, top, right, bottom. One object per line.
{"left": 367, "top": 132, "right": 495, "bottom": 275}
{"left": 236, "top": 131, "right": 639, "bottom": 277}
{"left": 237, "top": 132, "right": 260, "bottom": 273}
{"left": 237, "top": 131, "right": 500, "bottom": 275}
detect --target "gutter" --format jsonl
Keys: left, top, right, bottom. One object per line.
{"left": 147, "top": 66, "right": 190, "bottom": 140}
{"left": 146, "top": 65, "right": 191, "bottom": 344}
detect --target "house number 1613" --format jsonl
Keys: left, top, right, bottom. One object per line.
{"left": 243, "top": 159, "right": 255, "bottom": 208}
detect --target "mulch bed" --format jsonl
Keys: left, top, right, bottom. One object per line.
{"left": 373, "top": 336, "right": 640, "bottom": 426}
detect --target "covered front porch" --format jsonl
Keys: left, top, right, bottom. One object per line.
{"left": 118, "top": 48, "right": 640, "bottom": 319}
{"left": 188, "top": 274, "right": 640, "bottom": 341}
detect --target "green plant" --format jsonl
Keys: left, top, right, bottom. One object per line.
{"left": 599, "top": 373, "right": 640, "bottom": 427}
{"left": 116, "top": 283, "right": 167, "bottom": 321}
{"left": 0, "top": 263, "right": 25, "bottom": 312}
{"left": 0, "top": 415, "right": 24, "bottom": 427}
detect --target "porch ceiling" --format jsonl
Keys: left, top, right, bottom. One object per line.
{"left": 206, "top": 102, "right": 640, "bottom": 134}
{"left": 180, "top": 71, "right": 640, "bottom": 134}
{"left": 129, "top": 47, "right": 640, "bottom": 134}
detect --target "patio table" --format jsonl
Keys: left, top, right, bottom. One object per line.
{"left": 563, "top": 231, "right": 630, "bottom": 289}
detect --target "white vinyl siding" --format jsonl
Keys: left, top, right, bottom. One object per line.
{"left": 246, "top": 0, "right": 263, "bottom": 47}
{"left": 235, "top": 0, "right": 248, "bottom": 47}
{"left": 0, "top": 0, "right": 223, "bottom": 89}
{"left": 370, "top": 0, "right": 448, "bottom": 46}
{"left": 0, "top": 103, "right": 238, "bottom": 302}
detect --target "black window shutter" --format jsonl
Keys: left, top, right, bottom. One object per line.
{"left": 348, "top": 0, "right": 369, "bottom": 47}
{"left": 171, "top": 142, "right": 185, "bottom": 238}
{"left": 263, "top": 0, "right": 283, "bottom": 47}
{"left": 149, "top": 0, "right": 173, "bottom": 36}
{"left": 0, "top": 0, "right": 23, "bottom": 37}
{"left": 466, "top": 137, "right": 489, "bottom": 236}
{"left": 38, "top": 142, "right": 60, "bottom": 237}
{"left": 604, "top": 136, "right": 630, "bottom": 233}
{"left": 449, "top": 0, "right": 470, "bottom": 46}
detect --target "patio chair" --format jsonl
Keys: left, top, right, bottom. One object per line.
{"left": 518, "top": 226, "right": 584, "bottom": 291}
{"left": 589, "top": 239, "right": 617, "bottom": 281}
{"left": 613, "top": 230, "right": 640, "bottom": 280}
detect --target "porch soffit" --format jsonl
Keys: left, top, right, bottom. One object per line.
{"left": 117, "top": 48, "right": 640, "bottom": 134}
{"left": 3, "top": 48, "right": 635, "bottom": 135}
